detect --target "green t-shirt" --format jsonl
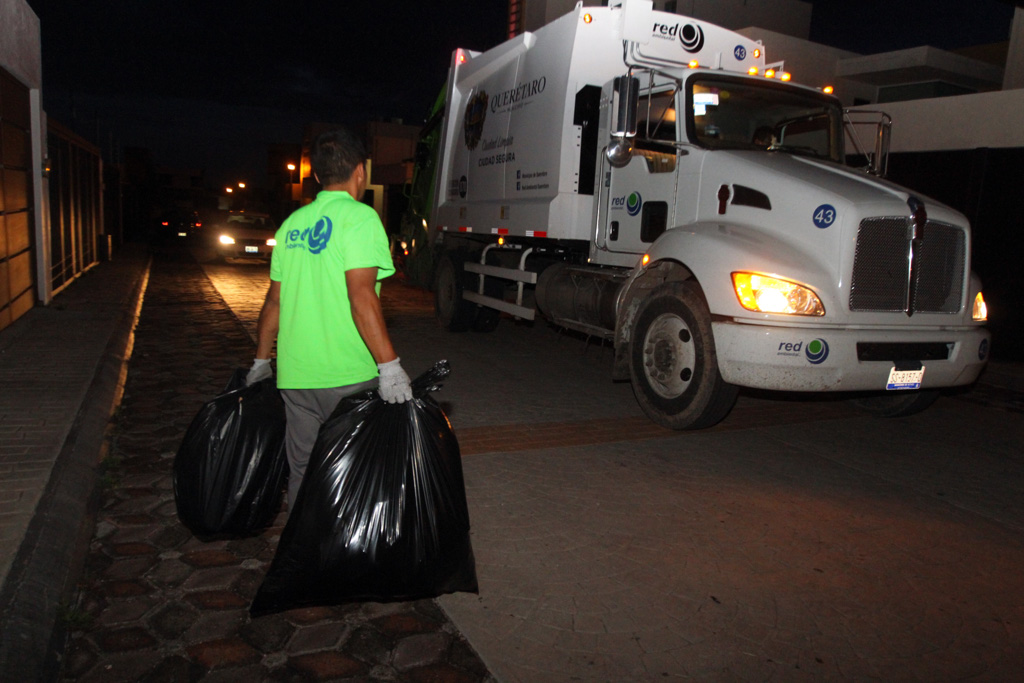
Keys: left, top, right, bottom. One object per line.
{"left": 270, "top": 190, "right": 395, "bottom": 389}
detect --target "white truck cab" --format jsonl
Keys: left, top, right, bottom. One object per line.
{"left": 428, "top": 0, "right": 990, "bottom": 429}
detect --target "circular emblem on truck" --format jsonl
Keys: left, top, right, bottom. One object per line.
{"left": 734, "top": 45, "right": 746, "bottom": 60}
{"left": 627, "top": 192, "right": 643, "bottom": 216}
{"left": 812, "top": 204, "right": 837, "bottom": 229}
{"left": 679, "top": 24, "right": 705, "bottom": 53}
{"left": 464, "top": 91, "right": 488, "bottom": 150}
{"left": 805, "top": 338, "right": 830, "bottom": 364}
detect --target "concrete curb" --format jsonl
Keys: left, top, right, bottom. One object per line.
{"left": 0, "top": 249, "right": 151, "bottom": 681}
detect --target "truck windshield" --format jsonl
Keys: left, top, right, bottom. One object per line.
{"left": 688, "top": 76, "right": 844, "bottom": 162}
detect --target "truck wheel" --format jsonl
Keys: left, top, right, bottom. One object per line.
{"left": 849, "top": 389, "right": 939, "bottom": 417}
{"left": 435, "top": 252, "right": 475, "bottom": 332}
{"left": 630, "top": 282, "right": 738, "bottom": 430}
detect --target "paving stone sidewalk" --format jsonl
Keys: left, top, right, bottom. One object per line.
{"left": 57, "top": 248, "right": 493, "bottom": 682}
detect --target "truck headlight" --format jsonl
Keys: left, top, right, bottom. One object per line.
{"left": 972, "top": 292, "right": 987, "bottom": 321}
{"left": 219, "top": 234, "right": 235, "bottom": 245}
{"left": 732, "top": 272, "right": 825, "bottom": 316}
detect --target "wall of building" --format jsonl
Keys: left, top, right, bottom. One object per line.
{"left": 0, "top": 0, "right": 46, "bottom": 326}
{"left": 855, "top": 89, "right": 1024, "bottom": 153}
{"left": 1004, "top": 7, "right": 1024, "bottom": 90}
{"left": 0, "top": 0, "right": 41, "bottom": 90}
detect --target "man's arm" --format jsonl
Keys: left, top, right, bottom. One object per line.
{"left": 346, "top": 267, "right": 397, "bottom": 364}
{"left": 347, "top": 267, "right": 411, "bottom": 403}
{"left": 255, "top": 280, "right": 281, "bottom": 359}
{"left": 246, "top": 280, "right": 281, "bottom": 385}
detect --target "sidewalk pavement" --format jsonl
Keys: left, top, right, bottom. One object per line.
{"left": 1, "top": 245, "right": 492, "bottom": 681}
{"left": 0, "top": 242, "right": 1021, "bottom": 680}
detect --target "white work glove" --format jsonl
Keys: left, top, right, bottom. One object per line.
{"left": 377, "top": 358, "right": 413, "bottom": 403}
{"left": 246, "top": 358, "right": 273, "bottom": 385}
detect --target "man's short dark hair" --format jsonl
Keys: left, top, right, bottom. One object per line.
{"left": 311, "top": 128, "right": 367, "bottom": 185}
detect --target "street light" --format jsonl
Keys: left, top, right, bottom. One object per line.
{"left": 225, "top": 187, "right": 233, "bottom": 193}
{"left": 238, "top": 182, "right": 246, "bottom": 189}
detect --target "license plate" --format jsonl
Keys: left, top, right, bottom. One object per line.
{"left": 887, "top": 366, "right": 924, "bottom": 390}
{"left": 245, "top": 246, "right": 259, "bottom": 253}
{"left": 177, "top": 232, "right": 187, "bottom": 237}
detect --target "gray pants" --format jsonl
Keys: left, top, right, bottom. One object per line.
{"left": 280, "top": 379, "right": 377, "bottom": 510}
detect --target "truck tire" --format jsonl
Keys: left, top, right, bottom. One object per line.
{"left": 629, "top": 281, "right": 738, "bottom": 430}
{"left": 849, "top": 389, "right": 939, "bottom": 417}
{"left": 435, "top": 251, "right": 475, "bottom": 332}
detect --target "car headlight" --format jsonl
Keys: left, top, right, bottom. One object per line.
{"left": 972, "top": 292, "right": 987, "bottom": 321}
{"left": 219, "top": 234, "right": 235, "bottom": 245}
{"left": 266, "top": 238, "right": 277, "bottom": 246}
{"left": 732, "top": 272, "right": 825, "bottom": 316}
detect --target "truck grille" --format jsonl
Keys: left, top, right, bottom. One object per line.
{"left": 849, "top": 218, "right": 965, "bottom": 314}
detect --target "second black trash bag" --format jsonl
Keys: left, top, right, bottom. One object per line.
{"left": 250, "top": 361, "right": 477, "bottom": 616}
{"left": 173, "top": 369, "right": 288, "bottom": 537}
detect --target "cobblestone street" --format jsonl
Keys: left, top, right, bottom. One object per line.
{"left": 58, "top": 248, "right": 492, "bottom": 682}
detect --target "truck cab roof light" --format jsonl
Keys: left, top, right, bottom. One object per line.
{"left": 753, "top": 48, "right": 761, "bottom": 58}
{"left": 780, "top": 72, "right": 792, "bottom": 82}
{"left": 583, "top": 13, "right": 593, "bottom": 23}
{"left": 748, "top": 67, "right": 759, "bottom": 75}
{"left": 765, "top": 69, "right": 776, "bottom": 79}
{"left": 688, "top": 60, "right": 700, "bottom": 69}
{"left": 822, "top": 85, "right": 834, "bottom": 94}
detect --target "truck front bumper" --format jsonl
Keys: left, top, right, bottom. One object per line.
{"left": 713, "top": 320, "right": 991, "bottom": 392}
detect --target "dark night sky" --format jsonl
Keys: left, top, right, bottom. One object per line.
{"left": 25, "top": 0, "right": 1018, "bottom": 190}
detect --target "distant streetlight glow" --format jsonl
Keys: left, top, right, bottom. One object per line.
{"left": 225, "top": 187, "right": 233, "bottom": 193}
{"left": 238, "top": 182, "right": 246, "bottom": 189}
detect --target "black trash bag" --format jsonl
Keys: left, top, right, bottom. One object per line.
{"left": 250, "top": 360, "right": 477, "bottom": 616}
{"left": 173, "top": 369, "right": 288, "bottom": 537}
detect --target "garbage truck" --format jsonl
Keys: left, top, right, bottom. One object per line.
{"left": 426, "top": 0, "right": 991, "bottom": 429}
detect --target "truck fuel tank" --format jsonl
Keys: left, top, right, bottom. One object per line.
{"left": 535, "top": 262, "right": 626, "bottom": 333}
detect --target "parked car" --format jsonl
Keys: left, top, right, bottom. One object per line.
{"left": 214, "top": 212, "right": 277, "bottom": 261}
{"left": 156, "top": 209, "right": 202, "bottom": 242}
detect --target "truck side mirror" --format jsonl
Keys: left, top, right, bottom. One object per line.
{"left": 606, "top": 76, "right": 639, "bottom": 168}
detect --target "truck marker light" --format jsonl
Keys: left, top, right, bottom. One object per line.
{"left": 688, "top": 60, "right": 700, "bottom": 69}
{"left": 753, "top": 48, "right": 761, "bottom": 58}
{"left": 748, "top": 67, "right": 758, "bottom": 75}
{"left": 642, "top": 254, "right": 651, "bottom": 266}
{"left": 973, "top": 292, "right": 988, "bottom": 321}
{"left": 583, "top": 13, "right": 593, "bottom": 23}
{"left": 822, "top": 85, "right": 834, "bottom": 95}
{"left": 498, "top": 237, "right": 505, "bottom": 246}
{"left": 765, "top": 69, "right": 776, "bottom": 79}
{"left": 780, "top": 72, "right": 792, "bottom": 82}
{"left": 457, "top": 51, "right": 467, "bottom": 64}
{"left": 732, "top": 273, "right": 825, "bottom": 316}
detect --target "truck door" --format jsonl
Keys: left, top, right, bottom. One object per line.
{"left": 601, "top": 88, "right": 679, "bottom": 255}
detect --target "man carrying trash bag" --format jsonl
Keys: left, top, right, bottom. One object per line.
{"left": 248, "top": 127, "right": 413, "bottom": 510}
